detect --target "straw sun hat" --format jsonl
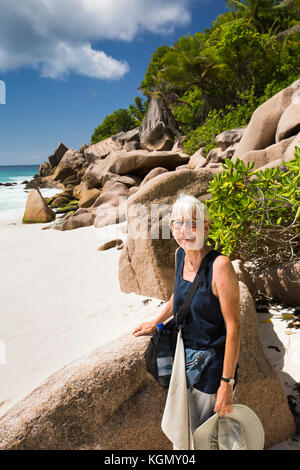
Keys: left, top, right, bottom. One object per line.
{"left": 193, "top": 404, "right": 265, "bottom": 450}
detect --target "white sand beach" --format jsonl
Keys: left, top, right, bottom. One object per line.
{"left": 0, "top": 219, "right": 299, "bottom": 449}
{"left": 0, "top": 220, "right": 166, "bottom": 418}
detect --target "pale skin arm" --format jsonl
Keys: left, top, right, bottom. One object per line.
{"left": 213, "top": 256, "right": 241, "bottom": 416}
{"left": 132, "top": 293, "right": 174, "bottom": 336}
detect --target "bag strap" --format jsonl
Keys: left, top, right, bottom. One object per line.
{"left": 175, "top": 249, "right": 217, "bottom": 327}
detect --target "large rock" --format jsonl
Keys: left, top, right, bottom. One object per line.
{"left": 84, "top": 137, "right": 123, "bottom": 163}
{"left": 0, "top": 281, "right": 295, "bottom": 449}
{"left": 248, "top": 132, "right": 299, "bottom": 175}
{"left": 38, "top": 161, "right": 51, "bottom": 177}
{"left": 118, "top": 168, "right": 215, "bottom": 300}
{"left": 140, "top": 167, "right": 168, "bottom": 186}
{"left": 215, "top": 129, "right": 245, "bottom": 151}
{"left": 231, "top": 259, "right": 258, "bottom": 300}
{"left": 92, "top": 182, "right": 130, "bottom": 228}
{"left": 0, "top": 333, "right": 170, "bottom": 450}
{"left": 203, "top": 162, "right": 224, "bottom": 173}
{"left": 92, "top": 182, "right": 130, "bottom": 209}
{"left": 283, "top": 131, "right": 300, "bottom": 162}
{"left": 234, "top": 79, "right": 300, "bottom": 159}
{"left": 233, "top": 136, "right": 295, "bottom": 169}
{"left": 48, "top": 142, "right": 68, "bottom": 169}
{"left": 78, "top": 188, "right": 101, "bottom": 208}
{"left": 60, "top": 208, "right": 95, "bottom": 231}
{"left": 49, "top": 149, "right": 86, "bottom": 184}
{"left": 139, "top": 98, "right": 181, "bottom": 151}
{"left": 48, "top": 189, "right": 74, "bottom": 209}
{"left": 207, "top": 128, "right": 246, "bottom": 164}
{"left": 188, "top": 148, "right": 206, "bottom": 169}
{"left": 175, "top": 164, "right": 190, "bottom": 171}
{"left": 111, "top": 128, "right": 140, "bottom": 148}
{"left": 249, "top": 158, "right": 287, "bottom": 178}
{"left": 51, "top": 166, "right": 77, "bottom": 183}
{"left": 102, "top": 174, "right": 141, "bottom": 190}
{"left": 22, "top": 189, "right": 56, "bottom": 224}
{"left": 246, "top": 260, "right": 300, "bottom": 306}
{"left": 57, "top": 149, "right": 86, "bottom": 171}
{"left": 84, "top": 150, "right": 190, "bottom": 188}
{"left": 276, "top": 99, "right": 300, "bottom": 143}
{"left": 172, "top": 136, "right": 187, "bottom": 152}
{"left": 73, "top": 181, "right": 89, "bottom": 200}
{"left": 234, "top": 281, "right": 296, "bottom": 447}
{"left": 60, "top": 178, "right": 132, "bottom": 230}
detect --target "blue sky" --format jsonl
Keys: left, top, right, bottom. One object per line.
{"left": 0, "top": 0, "right": 228, "bottom": 165}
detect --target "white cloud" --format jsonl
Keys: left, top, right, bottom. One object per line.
{"left": 0, "top": 0, "right": 192, "bottom": 80}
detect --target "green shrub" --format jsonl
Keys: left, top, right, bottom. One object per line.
{"left": 205, "top": 146, "right": 300, "bottom": 268}
{"left": 91, "top": 108, "right": 137, "bottom": 144}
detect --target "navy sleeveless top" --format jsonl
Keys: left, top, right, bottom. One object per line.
{"left": 173, "top": 246, "right": 238, "bottom": 394}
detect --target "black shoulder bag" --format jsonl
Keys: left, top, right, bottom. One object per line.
{"left": 144, "top": 250, "right": 216, "bottom": 389}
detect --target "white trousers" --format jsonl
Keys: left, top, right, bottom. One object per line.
{"left": 188, "top": 388, "right": 217, "bottom": 435}
{"left": 173, "top": 388, "right": 216, "bottom": 450}
{"left": 173, "top": 387, "right": 238, "bottom": 450}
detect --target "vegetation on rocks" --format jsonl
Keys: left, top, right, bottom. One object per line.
{"left": 87, "top": 0, "right": 300, "bottom": 264}
{"left": 90, "top": 1, "right": 300, "bottom": 150}
{"left": 54, "top": 200, "right": 79, "bottom": 214}
{"left": 91, "top": 97, "right": 149, "bottom": 144}
{"left": 206, "top": 146, "right": 300, "bottom": 268}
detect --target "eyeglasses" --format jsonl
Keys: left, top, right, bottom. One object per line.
{"left": 170, "top": 219, "right": 197, "bottom": 230}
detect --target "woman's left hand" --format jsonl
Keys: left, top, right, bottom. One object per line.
{"left": 214, "top": 382, "right": 234, "bottom": 416}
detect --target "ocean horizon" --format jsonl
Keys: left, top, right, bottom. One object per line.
{"left": 0, "top": 164, "right": 58, "bottom": 224}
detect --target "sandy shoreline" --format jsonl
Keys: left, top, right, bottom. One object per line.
{"left": 0, "top": 220, "right": 166, "bottom": 418}
{"left": 0, "top": 219, "right": 299, "bottom": 449}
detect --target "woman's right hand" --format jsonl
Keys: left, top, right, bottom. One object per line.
{"left": 132, "top": 320, "right": 157, "bottom": 337}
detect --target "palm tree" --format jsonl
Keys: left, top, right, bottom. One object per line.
{"left": 226, "top": 0, "right": 277, "bottom": 31}
{"left": 271, "top": 0, "right": 300, "bottom": 39}
{"left": 159, "top": 33, "right": 230, "bottom": 107}
{"left": 226, "top": 0, "right": 300, "bottom": 33}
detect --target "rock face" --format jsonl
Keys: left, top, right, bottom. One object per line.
{"left": 54, "top": 149, "right": 86, "bottom": 173}
{"left": 84, "top": 150, "right": 189, "bottom": 188}
{"left": 233, "top": 79, "right": 300, "bottom": 160}
{"left": 188, "top": 148, "right": 206, "bottom": 169}
{"left": 236, "top": 136, "right": 295, "bottom": 170}
{"left": 78, "top": 188, "right": 101, "bottom": 208}
{"left": 247, "top": 260, "right": 300, "bottom": 306}
{"left": 118, "top": 168, "right": 216, "bottom": 300}
{"left": 60, "top": 209, "right": 95, "bottom": 231}
{"left": 84, "top": 137, "right": 123, "bottom": 162}
{"left": 139, "top": 167, "right": 168, "bottom": 186}
{"left": 0, "top": 279, "right": 295, "bottom": 450}
{"left": 38, "top": 161, "right": 51, "bottom": 177}
{"left": 139, "top": 98, "right": 181, "bottom": 151}
{"left": 234, "top": 282, "right": 296, "bottom": 447}
{"left": 207, "top": 128, "right": 245, "bottom": 163}
{"left": 30, "top": 80, "right": 300, "bottom": 235}
{"left": 48, "top": 142, "right": 68, "bottom": 169}
{"left": 231, "top": 259, "right": 258, "bottom": 300}
{"left": 111, "top": 128, "right": 141, "bottom": 151}
{"left": 276, "top": 101, "right": 300, "bottom": 142}
{"left": 92, "top": 181, "right": 130, "bottom": 229}
{"left": 283, "top": 131, "right": 300, "bottom": 162}
{"left": 0, "top": 333, "right": 170, "bottom": 450}
{"left": 22, "top": 189, "right": 56, "bottom": 224}
{"left": 98, "top": 239, "right": 124, "bottom": 251}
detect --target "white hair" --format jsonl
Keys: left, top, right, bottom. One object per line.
{"left": 170, "top": 193, "right": 210, "bottom": 225}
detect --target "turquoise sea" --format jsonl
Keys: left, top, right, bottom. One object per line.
{"left": 0, "top": 165, "right": 58, "bottom": 224}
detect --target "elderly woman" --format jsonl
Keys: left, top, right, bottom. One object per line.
{"left": 132, "top": 193, "right": 240, "bottom": 443}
